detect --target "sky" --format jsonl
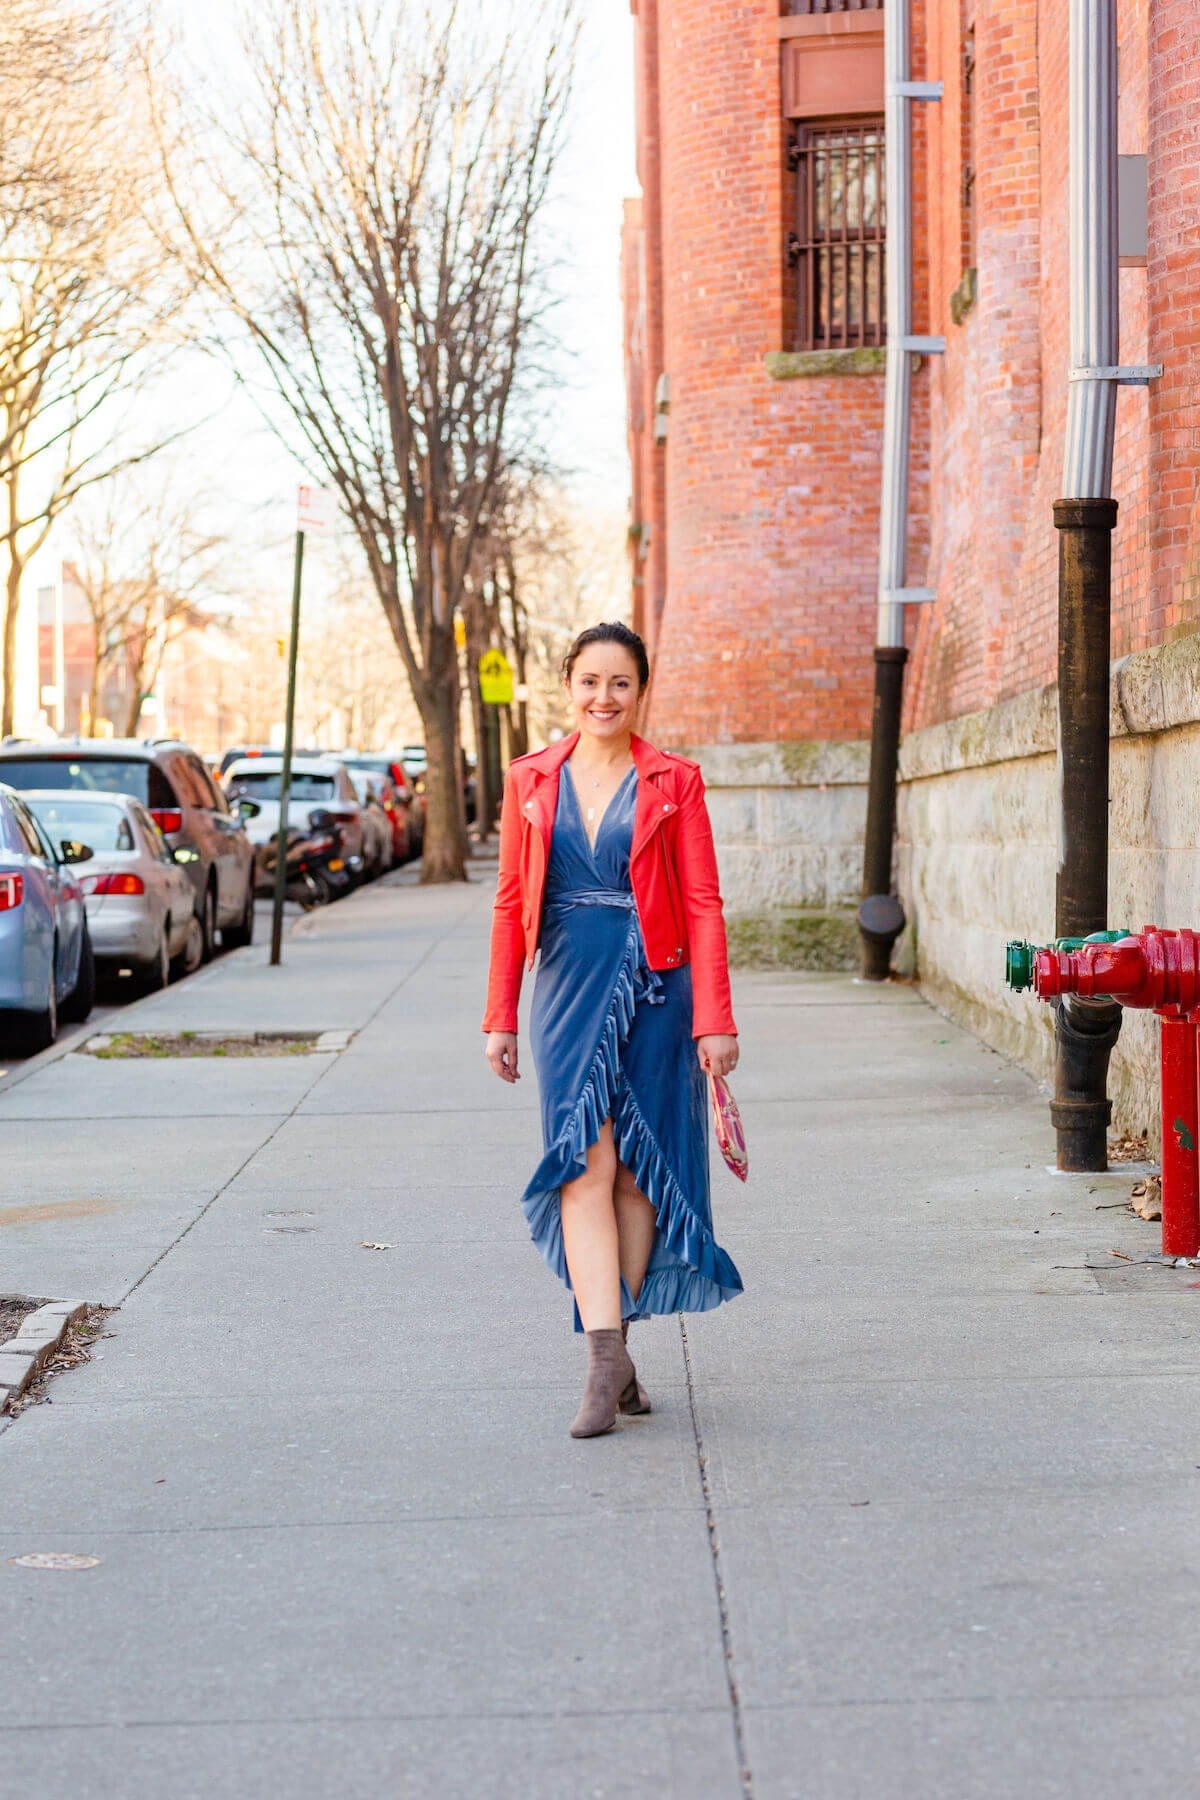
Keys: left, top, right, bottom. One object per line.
{"left": 52, "top": 2, "right": 640, "bottom": 592}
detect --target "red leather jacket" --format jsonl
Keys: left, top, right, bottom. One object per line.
{"left": 482, "top": 733, "right": 736, "bottom": 1039}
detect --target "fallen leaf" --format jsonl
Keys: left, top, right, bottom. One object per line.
{"left": 360, "top": 1241, "right": 392, "bottom": 1251}
{"left": 1131, "top": 1175, "right": 1162, "bottom": 1221}
{"left": 9, "top": 1552, "right": 101, "bottom": 1570}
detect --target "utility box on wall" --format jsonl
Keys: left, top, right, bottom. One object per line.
{"left": 1119, "top": 153, "right": 1148, "bottom": 265}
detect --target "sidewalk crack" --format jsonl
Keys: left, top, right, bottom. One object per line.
{"left": 680, "top": 1315, "right": 753, "bottom": 1799}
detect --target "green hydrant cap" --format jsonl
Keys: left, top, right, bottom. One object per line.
{"left": 1005, "top": 941, "right": 1035, "bottom": 991}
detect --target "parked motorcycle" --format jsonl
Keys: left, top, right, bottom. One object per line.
{"left": 235, "top": 802, "right": 351, "bottom": 910}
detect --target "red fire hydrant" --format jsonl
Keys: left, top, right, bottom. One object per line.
{"left": 1032, "top": 927, "right": 1200, "bottom": 1257}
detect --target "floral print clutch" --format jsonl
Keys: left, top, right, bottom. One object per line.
{"left": 708, "top": 1073, "right": 748, "bottom": 1183}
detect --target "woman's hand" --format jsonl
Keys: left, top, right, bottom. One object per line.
{"left": 696, "top": 1034, "right": 738, "bottom": 1079}
{"left": 485, "top": 1031, "right": 521, "bottom": 1083}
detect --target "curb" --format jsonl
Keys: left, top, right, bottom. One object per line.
{"left": 0, "top": 1300, "right": 88, "bottom": 1412}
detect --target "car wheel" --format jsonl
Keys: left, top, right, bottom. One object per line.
{"left": 139, "top": 928, "right": 170, "bottom": 995}
{"left": 11, "top": 952, "right": 58, "bottom": 1055}
{"left": 222, "top": 880, "right": 255, "bottom": 950}
{"left": 60, "top": 922, "right": 96, "bottom": 1024}
{"left": 198, "top": 884, "right": 217, "bottom": 963}
{"left": 171, "top": 914, "right": 204, "bottom": 979}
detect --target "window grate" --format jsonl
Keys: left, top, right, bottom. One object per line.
{"left": 784, "top": 0, "right": 883, "bottom": 14}
{"left": 789, "top": 120, "right": 886, "bottom": 351}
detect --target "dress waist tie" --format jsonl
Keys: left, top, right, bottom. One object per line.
{"left": 544, "top": 889, "right": 666, "bottom": 1006}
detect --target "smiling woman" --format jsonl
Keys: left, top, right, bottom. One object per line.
{"left": 483, "top": 621, "right": 745, "bottom": 1439}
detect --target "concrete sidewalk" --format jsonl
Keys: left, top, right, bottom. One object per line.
{"left": 2, "top": 863, "right": 1199, "bottom": 1798}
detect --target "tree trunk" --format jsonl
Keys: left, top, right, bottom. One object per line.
{"left": 124, "top": 640, "right": 148, "bottom": 736}
{"left": 86, "top": 642, "right": 104, "bottom": 737}
{"left": 469, "top": 675, "right": 495, "bottom": 843}
{"left": 2, "top": 469, "right": 21, "bottom": 738}
{"left": 418, "top": 676, "right": 468, "bottom": 883}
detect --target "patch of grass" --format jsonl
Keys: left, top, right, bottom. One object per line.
{"left": 727, "top": 909, "right": 859, "bottom": 972}
{"left": 88, "top": 1033, "right": 318, "bottom": 1060}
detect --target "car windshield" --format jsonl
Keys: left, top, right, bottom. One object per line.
{"left": 228, "top": 771, "right": 336, "bottom": 803}
{"left": 0, "top": 756, "right": 150, "bottom": 801}
{"left": 26, "top": 798, "right": 133, "bottom": 852}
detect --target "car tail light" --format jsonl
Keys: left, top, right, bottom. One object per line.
{"left": 150, "top": 808, "right": 183, "bottom": 834}
{"left": 0, "top": 873, "right": 23, "bottom": 910}
{"left": 81, "top": 873, "right": 146, "bottom": 896}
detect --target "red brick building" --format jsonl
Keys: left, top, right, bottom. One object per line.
{"left": 624, "top": 0, "right": 1200, "bottom": 1121}
{"left": 623, "top": 0, "right": 913, "bottom": 749}
{"left": 623, "top": 0, "right": 929, "bottom": 931}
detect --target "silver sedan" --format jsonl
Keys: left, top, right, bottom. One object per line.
{"left": 25, "top": 791, "right": 201, "bottom": 992}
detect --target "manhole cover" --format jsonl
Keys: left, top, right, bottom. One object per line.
{"left": 9, "top": 1552, "right": 102, "bottom": 1571}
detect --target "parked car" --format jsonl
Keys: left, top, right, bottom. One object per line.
{"left": 0, "top": 782, "right": 94, "bottom": 1052}
{"left": 216, "top": 743, "right": 325, "bottom": 779}
{"left": 334, "top": 753, "right": 419, "bottom": 859}
{"left": 224, "top": 757, "right": 368, "bottom": 888}
{"left": 344, "top": 770, "right": 394, "bottom": 878}
{"left": 0, "top": 740, "right": 256, "bottom": 961}
{"left": 25, "top": 792, "right": 202, "bottom": 990}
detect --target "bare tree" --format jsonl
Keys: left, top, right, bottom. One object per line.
{"left": 297, "top": 550, "right": 424, "bottom": 752}
{"left": 70, "top": 480, "right": 225, "bottom": 735}
{"left": 156, "top": 0, "right": 575, "bottom": 880}
{"left": 0, "top": 2, "right": 192, "bottom": 734}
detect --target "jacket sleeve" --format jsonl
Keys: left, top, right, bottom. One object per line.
{"left": 674, "top": 765, "right": 737, "bottom": 1039}
{"left": 482, "top": 773, "right": 525, "bottom": 1034}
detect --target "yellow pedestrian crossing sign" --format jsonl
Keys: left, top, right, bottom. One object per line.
{"left": 478, "top": 649, "right": 514, "bottom": 705}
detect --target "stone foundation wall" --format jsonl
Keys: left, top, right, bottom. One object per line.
{"left": 897, "top": 631, "right": 1200, "bottom": 1137}
{"left": 682, "top": 740, "right": 868, "bottom": 968}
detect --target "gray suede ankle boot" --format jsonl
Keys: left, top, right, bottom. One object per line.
{"left": 569, "top": 1329, "right": 636, "bottom": 1438}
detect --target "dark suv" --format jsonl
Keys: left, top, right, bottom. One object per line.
{"left": 0, "top": 739, "right": 255, "bottom": 959}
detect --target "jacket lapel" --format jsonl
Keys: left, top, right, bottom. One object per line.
{"left": 521, "top": 732, "right": 577, "bottom": 860}
{"left": 630, "top": 734, "right": 677, "bottom": 863}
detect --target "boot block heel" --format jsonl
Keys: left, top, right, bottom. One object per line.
{"left": 618, "top": 1373, "right": 652, "bottom": 1415}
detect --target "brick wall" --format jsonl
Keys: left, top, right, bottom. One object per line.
{"left": 626, "top": 0, "right": 902, "bottom": 749}
{"left": 1147, "top": 0, "right": 1200, "bottom": 643}
{"left": 627, "top": 0, "right": 1198, "bottom": 742}
{"left": 905, "top": 0, "right": 1198, "bottom": 734}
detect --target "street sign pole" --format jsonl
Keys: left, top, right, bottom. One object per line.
{"left": 270, "top": 526, "right": 305, "bottom": 967}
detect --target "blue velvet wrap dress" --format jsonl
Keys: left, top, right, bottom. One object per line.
{"left": 522, "top": 763, "right": 744, "bottom": 1329}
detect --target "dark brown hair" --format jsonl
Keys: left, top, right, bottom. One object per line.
{"left": 562, "top": 622, "right": 650, "bottom": 692}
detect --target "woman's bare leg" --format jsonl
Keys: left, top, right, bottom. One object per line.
{"left": 560, "top": 1120, "right": 622, "bottom": 1330}
{"left": 614, "top": 1161, "right": 656, "bottom": 1303}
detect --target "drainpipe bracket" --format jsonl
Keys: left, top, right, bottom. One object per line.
{"left": 1068, "top": 365, "right": 1163, "bottom": 385}
{"left": 881, "top": 587, "right": 937, "bottom": 604}
{"left": 897, "top": 335, "right": 946, "bottom": 355}
{"left": 887, "top": 80, "right": 944, "bottom": 99}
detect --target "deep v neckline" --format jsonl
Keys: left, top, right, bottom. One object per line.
{"left": 564, "top": 761, "right": 636, "bottom": 857}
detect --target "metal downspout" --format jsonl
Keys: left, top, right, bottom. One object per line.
{"left": 858, "top": 0, "right": 940, "bottom": 978}
{"left": 1051, "top": 0, "right": 1122, "bottom": 1168}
